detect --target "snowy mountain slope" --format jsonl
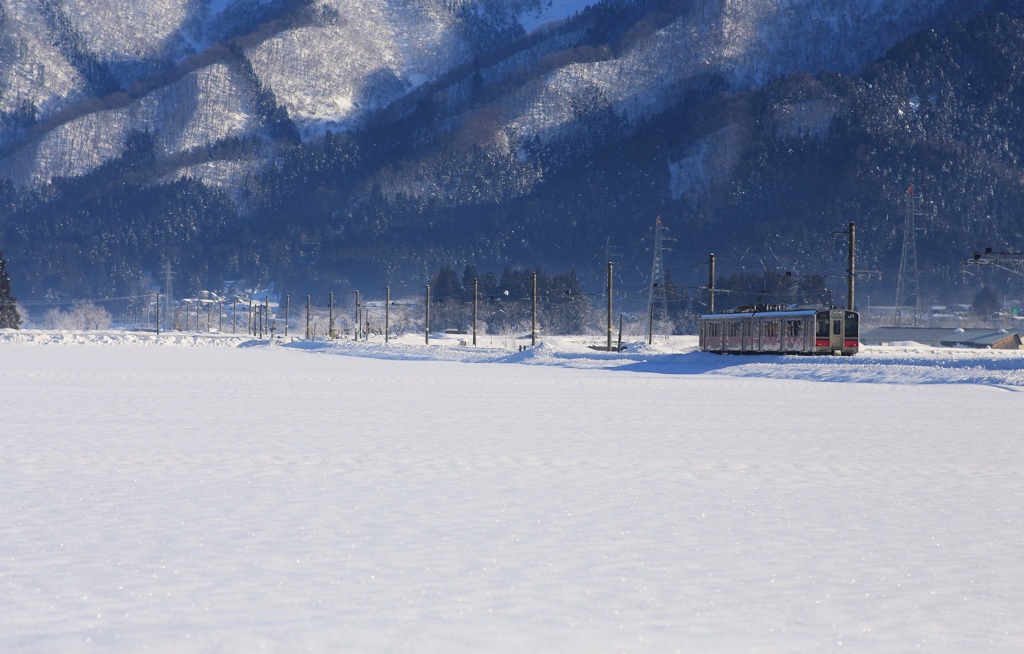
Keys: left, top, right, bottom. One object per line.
{"left": 4, "top": 0, "right": 1022, "bottom": 304}
{"left": 505, "top": 0, "right": 997, "bottom": 147}
{"left": 58, "top": 0, "right": 191, "bottom": 64}
{"left": 0, "top": 3, "right": 84, "bottom": 117}
{"left": 245, "top": 1, "right": 466, "bottom": 135}
{"left": 0, "top": 0, "right": 995, "bottom": 188}
{"left": 517, "top": 0, "right": 596, "bottom": 32}
{"left": 1, "top": 60, "right": 263, "bottom": 187}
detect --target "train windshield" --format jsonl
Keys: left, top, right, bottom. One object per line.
{"left": 844, "top": 311, "right": 859, "bottom": 337}
{"left": 816, "top": 315, "right": 829, "bottom": 337}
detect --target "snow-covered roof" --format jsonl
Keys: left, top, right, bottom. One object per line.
{"left": 700, "top": 309, "right": 819, "bottom": 320}
{"left": 862, "top": 327, "right": 1023, "bottom": 349}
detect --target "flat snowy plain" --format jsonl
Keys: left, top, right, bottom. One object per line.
{"left": 2, "top": 330, "right": 1023, "bottom": 652}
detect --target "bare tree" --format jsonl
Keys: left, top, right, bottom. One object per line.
{"left": 41, "top": 302, "right": 113, "bottom": 330}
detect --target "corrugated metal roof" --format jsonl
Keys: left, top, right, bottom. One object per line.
{"left": 862, "top": 327, "right": 1022, "bottom": 349}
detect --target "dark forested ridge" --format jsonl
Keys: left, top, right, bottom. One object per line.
{"left": 4, "top": 3, "right": 1024, "bottom": 311}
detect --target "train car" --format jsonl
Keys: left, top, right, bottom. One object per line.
{"left": 699, "top": 306, "right": 859, "bottom": 356}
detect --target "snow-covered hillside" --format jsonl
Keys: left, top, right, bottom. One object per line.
{"left": 0, "top": 0, "right": 997, "bottom": 188}
{"left": 2, "top": 332, "right": 1023, "bottom": 652}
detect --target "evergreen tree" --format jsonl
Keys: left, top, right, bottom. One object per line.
{"left": 430, "top": 266, "right": 461, "bottom": 303}
{"left": 0, "top": 249, "right": 22, "bottom": 329}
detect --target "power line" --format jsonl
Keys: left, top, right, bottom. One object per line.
{"left": 17, "top": 294, "right": 152, "bottom": 306}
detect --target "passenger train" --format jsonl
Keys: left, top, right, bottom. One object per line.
{"left": 699, "top": 306, "right": 859, "bottom": 356}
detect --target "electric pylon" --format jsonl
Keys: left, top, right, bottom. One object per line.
{"left": 894, "top": 185, "right": 922, "bottom": 327}
{"left": 162, "top": 259, "right": 175, "bottom": 331}
{"left": 647, "top": 216, "right": 671, "bottom": 323}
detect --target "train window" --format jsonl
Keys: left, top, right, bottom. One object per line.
{"left": 845, "top": 312, "right": 859, "bottom": 337}
{"left": 729, "top": 322, "right": 742, "bottom": 337}
{"left": 833, "top": 319, "right": 841, "bottom": 336}
{"left": 765, "top": 321, "right": 779, "bottom": 338}
{"left": 785, "top": 320, "right": 802, "bottom": 337}
{"left": 816, "top": 317, "right": 829, "bottom": 337}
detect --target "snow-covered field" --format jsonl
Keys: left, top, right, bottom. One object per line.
{"left": 2, "top": 331, "right": 1023, "bottom": 652}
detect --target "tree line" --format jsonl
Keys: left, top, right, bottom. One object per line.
{"left": 0, "top": 248, "right": 20, "bottom": 329}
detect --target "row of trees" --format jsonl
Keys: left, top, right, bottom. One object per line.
{"left": 0, "top": 249, "right": 21, "bottom": 329}
{"left": 424, "top": 264, "right": 592, "bottom": 334}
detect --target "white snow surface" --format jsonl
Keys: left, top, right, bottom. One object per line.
{"left": 2, "top": 331, "right": 1023, "bottom": 652}
{"left": 519, "top": 0, "right": 596, "bottom": 32}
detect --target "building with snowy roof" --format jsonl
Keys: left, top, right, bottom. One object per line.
{"left": 861, "top": 327, "right": 1023, "bottom": 349}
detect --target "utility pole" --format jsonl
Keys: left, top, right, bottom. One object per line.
{"left": 832, "top": 222, "right": 859, "bottom": 311}
{"left": 425, "top": 285, "right": 431, "bottom": 345}
{"left": 329, "top": 291, "right": 334, "bottom": 338}
{"left": 284, "top": 295, "right": 289, "bottom": 337}
{"left": 354, "top": 290, "right": 360, "bottom": 341}
{"left": 473, "top": 277, "right": 478, "bottom": 347}
{"left": 531, "top": 271, "right": 537, "bottom": 347}
{"left": 618, "top": 314, "right": 624, "bottom": 353}
{"left": 606, "top": 262, "right": 613, "bottom": 352}
{"left": 385, "top": 286, "right": 390, "bottom": 344}
{"left": 648, "top": 301, "right": 655, "bottom": 345}
{"left": 306, "top": 295, "right": 311, "bottom": 339}
{"left": 848, "top": 222, "right": 856, "bottom": 311}
{"left": 708, "top": 253, "right": 716, "bottom": 314}
{"left": 162, "top": 259, "right": 174, "bottom": 332}
{"left": 831, "top": 221, "right": 880, "bottom": 312}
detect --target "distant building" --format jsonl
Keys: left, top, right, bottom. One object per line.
{"left": 861, "top": 327, "right": 1023, "bottom": 350}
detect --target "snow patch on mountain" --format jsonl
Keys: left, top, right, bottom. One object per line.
{"left": 60, "top": 0, "right": 190, "bottom": 61}
{"left": 668, "top": 125, "right": 748, "bottom": 202}
{"left": 519, "top": 0, "right": 596, "bottom": 32}
{"left": 246, "top": 0, "right": 467, "bottom": 133}
{"left": 2, "top": 60, "right": 263, "bottom": 186}
{"left": 162, "top": 63, "right": 260, "bottom": 153}
{"left": 0, "top": 3, "right": 84, "bottom": 117}
{"left": 0, "top": 0, "right": 1002, "bottom": 189}
{"left": 506, "top": 0, "right": 996, "bottom": 158}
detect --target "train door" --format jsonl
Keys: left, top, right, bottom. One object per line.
{"left": 830, "top": 311, "right": 844, "bottom": 354}
{"left": 815, "top": 313, "right": 830, "bottom": 352}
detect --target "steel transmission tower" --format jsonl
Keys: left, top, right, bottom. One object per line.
{"left": 162, "top": 259, "right": 175, "bottom": 331}
{"left": 647, "top": 216, "right": 671, "bottom": 323}
{"left": 894, "top": 185, "right": 922, "bottom": 327}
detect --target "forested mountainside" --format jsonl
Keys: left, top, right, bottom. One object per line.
{"left": 2, "top": 0, "right": 1023, "bottom": 308}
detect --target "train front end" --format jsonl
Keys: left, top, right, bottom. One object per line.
{"left": 814, "top": 309, "right": 859, "bottom": 355}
